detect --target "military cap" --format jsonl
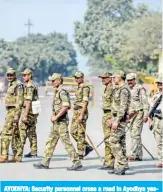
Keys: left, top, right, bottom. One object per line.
{"left": 126, "top": 73, "right": 136, "bottom": 80}
{"left": 112, "top": 70, "right": 126, "bottom": 78}
{"left": 156, "top": 76, "right": 163, "bottom": 84}
{"left": 74, "top": 71, "right": 84, "bottom": 78}
{"left": 6, "top": 68, "right": 16, "bottom": 75}
{"left": 98, "top": 72, "right": 112, "bottom": 78}
{"left": 49, "top": 73, "right": 62, "bottom": 81}
{"left": 21, "top": 69, "right": 33, "bottom": 75}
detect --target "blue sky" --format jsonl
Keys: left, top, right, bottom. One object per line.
{"left": 0, "top": 0, "right": 161, "bottom": 74}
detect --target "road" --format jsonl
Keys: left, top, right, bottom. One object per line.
{"left": 0, "top": 78, "right": 162, "bottom": 181}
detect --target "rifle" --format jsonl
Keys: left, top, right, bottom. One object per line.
{"left": 148, "top": 94, "right": 162, "bottom": 130}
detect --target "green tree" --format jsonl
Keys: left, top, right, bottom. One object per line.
{"left": 74, "top": 0, "right": 159, "bottom": 73}
{"left": 0, "top": 33, "right": 78, "bottom": 83}
{"left": 118, "top": 12, "right": 161, "bottom": 73}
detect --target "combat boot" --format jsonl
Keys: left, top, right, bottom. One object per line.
{"left": 114, "top": 168, "right": 125, "bottom": 175}
{"left": 24, "top": 152, "right": 37, "bottom": 158}
{"left": 84, "top": 146, "right": 93, "bottom": 157}
{"left": 67, "top": 164, "right": 83, "bottom": 171}
{"left": 33, "top": 162, "right": 49, "bottom": 169}
{"left": 0, "top": 156, "right": 8, "bottom": 163}
{"left": 108, "top": 169, "right": 116, "bottom": 174}
{"left": 98, "top": 165, "right": 114, "bottom": 170}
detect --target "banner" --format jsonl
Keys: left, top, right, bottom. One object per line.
{"left": 0, "top": 181, "right": 162, "bottom": 192}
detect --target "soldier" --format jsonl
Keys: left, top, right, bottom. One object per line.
{"left": 149, "top": 76, "right": 163, "bottom": 168}
{"left": 108, "top": 70, "right": 130, "bottom": 175}
{"left": 19, "top": 69, "right": 39, "bottom": 158}
{"left": 33, "top": 73, "right": 82, "bottom": 170}
{"left": 0, "top": 68, "right": 24, "bottom": 163}
{"left": 126, "top": 73, "right": 149, "bottom": 161}
{"left": 70, "top": 71, "right": 93, "bottom": 159}
{"left": 98, "top": 72, "right": 114, "bottom": 170}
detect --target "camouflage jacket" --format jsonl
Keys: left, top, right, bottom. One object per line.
{"left": 5, "top": 79, "right": 24, "bottom": 117}
{"left": 128, "top": 84, "right": 149, "bottom": 116}
{"left": 52, "top": 85, "right": 70, "bottom": 119}
{"left": 24, "top": 81, "right": 38, "bottom": 112}
{"left": 112, "top": 83, "right": 130, "bottom": 124}
{"left": 74, "top": 83, "right": 90, "bottom": 107}
{"left": 102, "top": 84, "right": 113, "bottom": 110}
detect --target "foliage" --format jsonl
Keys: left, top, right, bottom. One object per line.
{"left": 74, "top": 0, "right": 161, "bottom": 74}
{"left": 0, "top": 33, "right": 78, "bottom": 83}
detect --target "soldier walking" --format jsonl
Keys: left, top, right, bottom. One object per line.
{"left": 149, "top": 76, "right": 163, "bottom": 168}
{"left": 33, "top": 73, "right": 82, "bottom": 170}
{"left": 108, "top": 70, "right": 130, "bottom": 175}
{"left": 126, "top": 73, "right": 149, "bottom": 161}
{"left": 98, "top": 72, "right": 114, "bottom": 170}
{"left": 0, "top": 68, "right": 24, "bottom": 163}
{"left": 70, "top": 71, "right": 93, "bottom": 159}
{"left": 19, "top": 69, "right": 39, "bottom": 158}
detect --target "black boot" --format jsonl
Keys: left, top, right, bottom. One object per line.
{"left": 33, "top": 163, "right": 49, "bottom": 169}
{"left": 24, "top": 152, "right": 37, "bottom": 158}
{"left": 114, "top": 168, "right": 125, "bottom": 175}
{"left": 98, "top": 165, "right": 114, "bottom": 170}
{"left": 67, "top": 164, "right": 83, "bottom": 171}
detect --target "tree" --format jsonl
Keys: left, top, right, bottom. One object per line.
{"left": 74, "top": 0, "right": 159, "bottom": 73}
{"left": 118, "top": 12, "right": 161, "bottom": 73}
{"left": 0, "top": 33, "right": 78, "bottom": 83}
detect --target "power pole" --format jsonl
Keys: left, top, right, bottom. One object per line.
{"left": 25, "top": 19, "right": 33, "bottom": 36}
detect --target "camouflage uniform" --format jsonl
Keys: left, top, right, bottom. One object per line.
{"left": 151, "top": 77, "right": 163, "bottom": 165}
{"left": 39, "top": 74, "right": 81, "bottom": 168}
{"left": 152, "top": 93, "right": 163, "bottom": 164}
{"left": 98, "top": 72, "right": 114, "bottom": 167}
{"left": 70, "top": 71, "right": 91, "bottom": 157}
{"left": 127, "top": 74, "right": 149, "bottom": 160}
{"left": 19, "top": 69, "right": 39, "bottom": 157}
{"left": 0, "top": 68, "right": 24, "bottom": 162}
{"left": 109, "top": 73, "right": 130, "bottom": 170}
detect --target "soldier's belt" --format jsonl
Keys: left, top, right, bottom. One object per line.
{"left": 154, "top": 114, "right": 163, "bottom": 120}
{"left": 6, "top": 106, "right": 15, "bottom": 110}
{"left": 74, "top": 105, "right": 82, "bottom": 110}
{"left": 103, "top": 109, "right": 111, "bottom": 113}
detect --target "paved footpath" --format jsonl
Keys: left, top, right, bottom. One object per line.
{"left": 0, "top": 81, "right": 162, "bottom": 181}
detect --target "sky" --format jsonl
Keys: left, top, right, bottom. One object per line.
{"left": 0, "top": 0, "right": 161, "bottom": 74}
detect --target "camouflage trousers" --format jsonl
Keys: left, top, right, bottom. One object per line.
{"left": 129, "top": 111, "right": 144, "bottom": 159}
{"left": 41, "top": 121, "right": 81, "bottom": 166}
{"left": 19, "top": 110, "right": 38, "bottom": 156}
{"left": 109, "top": 121, "right": 127, "bottom": 169}
{"left": 0, "top": 108, "right": 22, "bottom": 159}
{"left": 102, "top": 112, "right": 114, "bottom": 167}
{"left": 153, "top": 117, "right": 163, "bottom": 163}
{"left": 70, "top": 109, "right": 90, "bottom": 156}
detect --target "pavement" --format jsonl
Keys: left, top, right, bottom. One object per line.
{"left": 0, "top": 78, "right": 162, "bottom": 181}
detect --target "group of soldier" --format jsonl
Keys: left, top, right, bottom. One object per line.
{"left": 0, "top": 68, "right": 162, "bottom": 176}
